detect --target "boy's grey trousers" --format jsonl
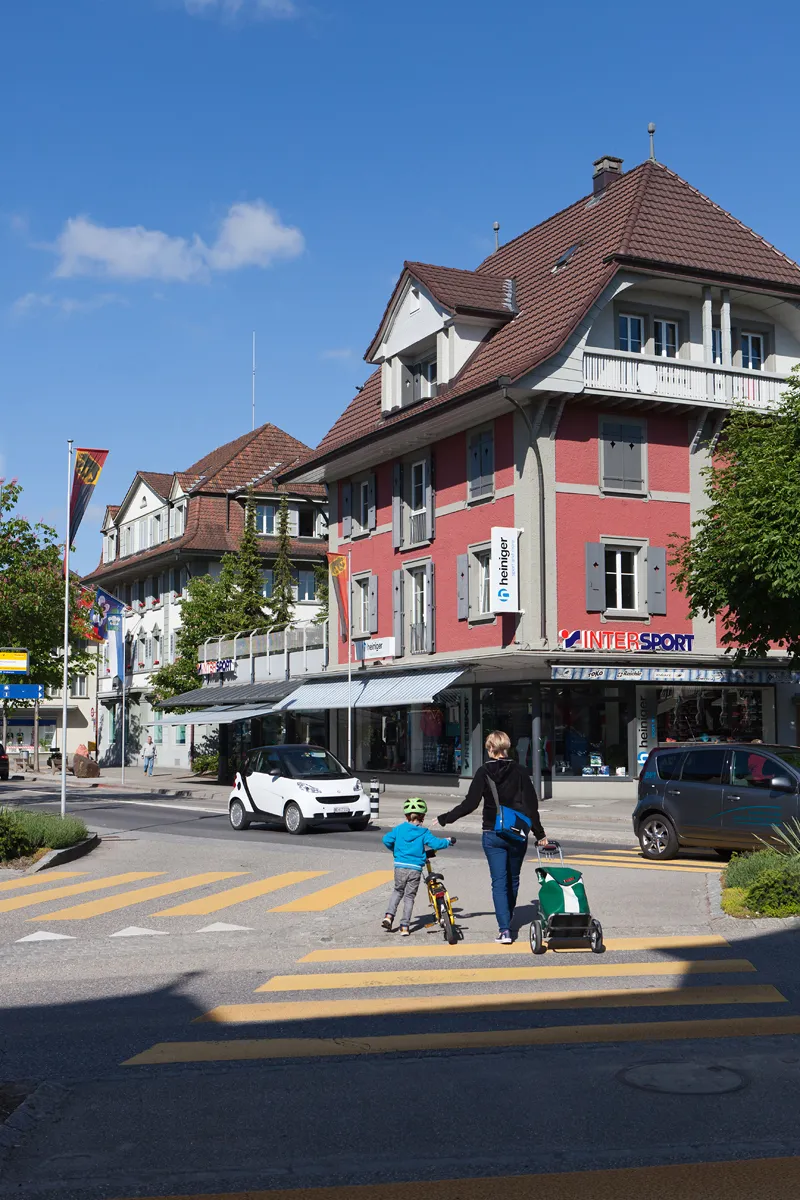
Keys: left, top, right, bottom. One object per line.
{"left": 386, "top": 867, "right": 422, "bottom": 924}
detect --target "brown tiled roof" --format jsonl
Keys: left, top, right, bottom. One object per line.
{"left": 138, "top": 472, "right": 173, "bottom": 498}
{"left": 178, "top": 423, "right": 320, "bottom": 495}
{"left": 286, "top": 160, "right": 800, "bottom": 478}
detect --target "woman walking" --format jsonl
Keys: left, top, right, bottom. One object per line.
{"left": 437, "top": 730, "right": 546, "bottom": 943}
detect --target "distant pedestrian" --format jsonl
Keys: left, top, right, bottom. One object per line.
{"left": 142, "top": 736, "right": 156, "bottom": 776}
{"left": 437, "top": 730, "right": 547, "bottom": 943}
{"left": 381, "top": 798, "right": 454, "bottom": 936}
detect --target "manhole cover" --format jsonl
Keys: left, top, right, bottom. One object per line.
{"left": 619, "top": 1063, "right": 745, "bottom": 1095}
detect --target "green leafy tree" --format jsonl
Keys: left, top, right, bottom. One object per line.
{"left": 228, "top": 489, "right": 267, "bottom": 633}
{"left": 268, "top": 494, "right": 295, "bottom": 630}
{"left": 150, "top": 574, "right": 232, "bottom": 705}
{"left": 313, "top": 560, "right": 329, "bottom": 626}
{"left": 673, "top": 367, "right": 800, "bottom": 658}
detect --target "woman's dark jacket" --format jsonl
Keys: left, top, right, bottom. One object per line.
{"left": 438, "top": 757, "right": 545, "bottom": 840}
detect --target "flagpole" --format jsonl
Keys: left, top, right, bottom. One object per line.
{"left": 60, "top": 440, "right": 73, "bottom": 819}
{"left": 347, "top": 550, "right": 352, "bottom": 770}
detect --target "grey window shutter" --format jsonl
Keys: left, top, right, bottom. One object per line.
{"left": 456, "top": 553, "right": 469, "bottom": 620}
{"left": 601, "top": 423, "right": 624, "bottom": 490}
{"left": 392, "top": 463, "right": 403, "bottom": 549}
{"left": 425, "top": 456, "right": 435, "bottom": 541}
{"left": 468, "top": 435, "right": 482, "bottom": 500}
{"left": 392, "top": 568, "right": 404, "bottom": 654}
{"left": 368, "top": 574, "right": 379, "bottom": 633}
{"left": 400, "top": 362, "right": 413, "bottom": 407}
{"left": 424, "top": 561, "right": 435, "bottom": 653}
{"left": 585, "top": 542, "right": 606, "bottom": 611}
{"left": 341, "top": 482, "right": 352, "bottom": 538}
{"left": 647, "top": 546, "right": 667, "bottom": 615}
{"left": 480, "top": 431, "right": 494, "bottom": 495}
{"left": 620, "top": 424, "right": 645, "bottom": 492}
{"left": 367, "top": 473, "right": 377, "bottom": 531}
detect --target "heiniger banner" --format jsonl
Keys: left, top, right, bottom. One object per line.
{"left": 490, "top": 527, "right": 522, "bottom": 614}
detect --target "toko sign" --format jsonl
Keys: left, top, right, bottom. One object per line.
{"left": 559, "top": 629, "right": 696, "bottom": 652}
{"left": 490, "top": 527, "right": 522, "bottom": 614}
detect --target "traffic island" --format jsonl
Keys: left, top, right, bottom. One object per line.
{"left": 0, "top": 809, "right": 97, "bottom": 873}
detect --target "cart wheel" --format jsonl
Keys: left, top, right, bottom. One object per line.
{"left": 529, "top": 918, "right": 545, "bottom": 955}
{"left": 589, "top": 919, "right": 605, "bottom": 954}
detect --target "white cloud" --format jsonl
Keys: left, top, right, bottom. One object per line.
{"left": 184, "top": 0, "right": 297, "bottom": 18}
{"left": 52, "top": 201, "right": 304, "bottom": 282}
{"left": 11, "top": 291, "right": 125, "bottom": 317}
{"left": 321, "top": 348, "right": 354, "bottom": 362}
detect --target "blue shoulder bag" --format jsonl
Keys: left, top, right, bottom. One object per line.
{"left": 486, "top": 777, "right": 532, "bottom": 844}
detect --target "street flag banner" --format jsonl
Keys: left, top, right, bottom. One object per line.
{"left": 90, "top": 587, "right": 125, "bottom": 680}
{"left": 68, "top": 449, "right": 108, "bottom": 546}
{"left": 327, "top": 553, "right": 349, "bottom": 642}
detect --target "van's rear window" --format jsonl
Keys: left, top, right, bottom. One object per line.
{"left": 656, "top": 752, "right": 684, "bottom": 781}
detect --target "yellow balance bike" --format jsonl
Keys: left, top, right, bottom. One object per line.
{"left": 423, "top": 841, "right": 460, "bottom": 944}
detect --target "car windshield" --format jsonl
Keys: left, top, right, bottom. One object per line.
{"left": 277, "top": 748, "right": 350, "bottom": 780}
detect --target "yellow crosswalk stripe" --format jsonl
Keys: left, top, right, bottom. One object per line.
{"left": 257, "top": 958, "right": 755, "bottom": 992}
{"left": 32, "top": 872, "right": 246, "bottom": 920}
{"left": 198, "top": 983, "right": 786, "bottom": 1025}
{"left": 111, "top": 1154, "right": 800, "bottom": 1198}
{"left": 563, "top": 857, "right": 721, "bottom": 874}
{"left": 588, "top": 853, "right": 722, "bottom": 868}
{"left": 0, "top": 872, "right": 164, "bottom": 913}
{"left": 150, "top": 871, "right": 329, "bottom": 916}
{"left": 269, "top": 870, "right": 394, "bottom": 912}
{"left": 0, "top": 871, "right": 87, "bottom": 892}
{"left": 299, "top": 934, "right": 731, "bottom": 964}
{"left": 123, "top": 1013, "right": 800, "bottom": 1065}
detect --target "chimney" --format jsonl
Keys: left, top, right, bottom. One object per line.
{"left": 592, "top": 156, "right": 623, "bottom": 195}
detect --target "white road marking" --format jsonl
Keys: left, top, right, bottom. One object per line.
{"left": 196, "top": 922, "right": 253, "bottom": 933}
{"left": 15, "top": 930, "right": 76, "bottom": 942}
{"left": 110, "top": 926, "right": 170, "bottom": 937}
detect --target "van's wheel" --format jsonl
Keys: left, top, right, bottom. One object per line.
{"left": 229, "top": 799, "right": 250, "bottom": 831}
{"left": 529, "top": 918, "right": 545, "bottom": 955}
{"left": 283, "top": 802, "right": 308, "bottom": 835}
{"left": 589, "top": 919, "right": 605, "bottom": 954}
{"left": 639, "top": 815, "right": 679, "bottom": 860}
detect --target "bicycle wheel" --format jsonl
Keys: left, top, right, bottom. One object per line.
{"left": 438, "top": 896, "right": 458, "bottom": 944}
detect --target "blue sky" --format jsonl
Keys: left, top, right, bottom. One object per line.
{"left": 3, "top": 0, "right": 800, "bottom": 572}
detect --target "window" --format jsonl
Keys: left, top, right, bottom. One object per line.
{"left": 410, "top": 567, "right": 429, "bottom": 654}
{"left": 297, "top": 507, "right": 316, "bottom": 538}
{"left": 354, "top": 576, "right": 370, "bottom": 636}
{"left": 600, "top": 421, "right": 645, "bottom": 493}
{"left": 179, "top": 567, "right": 189, "bottom": 597}
{"left": 476, "top": 550, "right": 491, "bottom": 616}
{"left": 171, "top": 503, "right": 186, "bottom": 538}
{"left": 357, "top": 481, "right": 370, "bottom": 531}
{"left": 153, "top": 724, "right": 163, "bottom": 745}
{"left": 604, "top": 547, "right": 638, "bottom": 612}
{"left": 468, "top": 429, "right": 494, "bottom": 501}
{"left": 152, "top": 574, "right": 161, "bottom": 605}
{"left": 103, "top": 532, "right": 117, "bottom": 564}
{"left": 681, "top": 748, "right": 726, "bottom": 785}
{"left": 655, "top": 751, "right": 684, "bottom": 781}
{"left": 256, "top": 504, "right": 276, "bottom": 535}
{"left": 409, "top": 460, "right": 426, "bottom": 544}
{"left": 618, "top": 313, "right": 644, "bottom": 354}
{"left": 120, "top": 525, "right": 132, "bottom": 557}
{"left": 262, "top": 569, "right": 274, "bottom": 599}
{"left": 731, "top": 751, "right": 790, "bottom": 790}
{"left": 175, "top": 725, "right": 186, "bottom": 746}
{"left": 741, "top": 332, "right": 764, "bottom": 371}
{"left": 712, "top": 328, "right": 723, "bottom": 365}
{"left": 69, "top": 676, "right": 87, "bottom": 698}
{"left": 653, "top": 319, "right": 678, "bottom": 359}
{"left": 152, "top": 512, "right": 162, "bottom": 545}
{"left": 152, "top": 628, "right": 162, "bottom": 666}
{"left": 296, "top": 568, "right": 316, "bottom": 602}
{"left": 411, "top": 355, "right": 437, "bottom": 402}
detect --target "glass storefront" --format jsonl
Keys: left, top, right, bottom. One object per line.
{"left": 656, "top": 686, "right": 765, "bottom": 743}
{"left": 480, "top": 686, "right": 537, "bottom": 773}
{"left": 544, "top": 684, "right": 633, "bottom": 778}
{"left": 337, "top": 691, "right": 464, "bottom": 774}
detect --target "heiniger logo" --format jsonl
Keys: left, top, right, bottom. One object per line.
{"left": 497, "top": 535, "right": 511, "bottom": 601}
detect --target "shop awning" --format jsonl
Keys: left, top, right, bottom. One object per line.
{"left": 150, "top": 705, "right": 275, "bottom": 726}
{"left": 274, "top": 669, "right": 466, "bottom": 712}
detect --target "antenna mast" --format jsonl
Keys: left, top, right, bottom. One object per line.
{"left": 251, "top": 331, "right": 256, "bottom": 430}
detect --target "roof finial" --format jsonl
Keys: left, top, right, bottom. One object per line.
{"left": 648, "top": 122, "right": 656, "bottom": 163}
{"left": 493, "top": 221, "right": 500, "bottom": 253}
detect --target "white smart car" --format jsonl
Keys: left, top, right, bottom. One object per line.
{"left": 228, "top": 744, "right": 370, "bottom": 835}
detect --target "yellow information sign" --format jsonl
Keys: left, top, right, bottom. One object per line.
{"left": 0, "top": 649, "right": 29, "bottom": 674}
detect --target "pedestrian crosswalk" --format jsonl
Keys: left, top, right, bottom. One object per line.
{"left": 123, "top": 931, "right": 796, "bottom": 1067}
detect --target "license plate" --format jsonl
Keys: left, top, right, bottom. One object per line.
{"left": 331, "top": 806, "right": 350, "bottom": 814}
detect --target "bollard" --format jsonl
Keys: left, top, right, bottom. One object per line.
{"left": 369, "top": 778, "right": 380, "bottom": 822}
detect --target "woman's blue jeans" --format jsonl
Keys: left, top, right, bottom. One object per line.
{"left": 482, "top": 830, "right": 527, "bottom": 931}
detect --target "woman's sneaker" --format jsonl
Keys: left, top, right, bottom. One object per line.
{"left": 399, "top": 924, "right": 411, "bottom": 937}
{"left": 381, "top": 915, "right": 393, "bottom": 931}
{"left": 495, "top": 929, "right": 513, "bottom": 944}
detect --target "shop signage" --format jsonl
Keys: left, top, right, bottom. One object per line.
{"left": 490, "top": 527, "right": 522, "bottom": 614}
{"left": 197, "top": 658, "right": 233, "bottom": 676}
{"left": 559, "top": 629, "right": 695, "bottom": 652}
{"left": 355, "top": 637, "right": 396, "bottom": 661}
{"left": 0, "top": 649, "right": 29, "bottom": 674}
{"left": 552, "top": 665, "right": 799, "bottom": 683}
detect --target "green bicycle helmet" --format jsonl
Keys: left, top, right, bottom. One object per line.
{"left": 403, "top": 797, "right": 428, "bottom": 815}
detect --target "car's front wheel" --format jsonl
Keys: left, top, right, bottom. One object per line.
{"left": 639, "top": 813, "right": 679, "bottom": 860}
{"left": 229, "top": 799, "right": 250, "bottom": 831}
{"left": 283, "top": 801, "right": 308, "bottom": 835}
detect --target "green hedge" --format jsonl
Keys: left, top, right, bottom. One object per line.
{"left": 0, "top": 808, "right": 88, "bottom": 862}
{"left": 725, "top": 847, "right": 784, "bottom": 890}
{"left": 745, "top": 863, "right": 800, "bottom": 918}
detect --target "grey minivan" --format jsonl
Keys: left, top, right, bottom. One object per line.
{"left": 633, "top": 743, "right": 800, "bottom": 859}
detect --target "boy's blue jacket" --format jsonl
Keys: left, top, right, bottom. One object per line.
{"left": 382, "top": 821, "right": 451, "bottom": 870}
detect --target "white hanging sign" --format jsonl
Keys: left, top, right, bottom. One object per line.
{"left": 489, "top": 527, "right": 522, "bottom": 614}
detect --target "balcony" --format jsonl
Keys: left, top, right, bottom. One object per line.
{"left": 583, "top": 350, "right": 786, "bottom": 409}
{"left": 410, "top": 621, "right": 428, "bottom": 655}
{"left": 408, "top": 511, "right": 427, "bottom": 544}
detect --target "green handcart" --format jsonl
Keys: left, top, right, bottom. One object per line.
{"left": 529, "top": 841, "right": 604, "bottom": 955}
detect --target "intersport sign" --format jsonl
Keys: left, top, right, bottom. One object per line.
{"left": 559, "top": 629, "right": 696, "bottom": 652}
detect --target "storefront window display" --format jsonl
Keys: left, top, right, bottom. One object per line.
{"left": 656, "top": 687, "right": 766, "bottom": 743}
{"left": 480, "top": 687, "right": 537, "bottom": 772}
{"left": 544, "top": 684, "right": 634, "bottom": 778}
{"left": 339, "top": 692, "right": 463, "bottom": 775}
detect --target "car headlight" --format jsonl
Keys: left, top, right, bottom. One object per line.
{"left": 296, "top": 782, "right": 322, "bottom": 794}
{"left": 353, "top": 779, "right": 362, "bottom": 793}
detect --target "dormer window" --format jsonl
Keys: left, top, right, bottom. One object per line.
{"left": 402, "top": 351, "right": 438, "bottom": 404}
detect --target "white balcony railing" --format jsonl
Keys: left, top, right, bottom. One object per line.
{"left": 583, "top": 350, "right": 785, "bottom": 409}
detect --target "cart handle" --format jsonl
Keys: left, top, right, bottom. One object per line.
{"left": 535, "top": 840, "right": 564, "bottom": 864}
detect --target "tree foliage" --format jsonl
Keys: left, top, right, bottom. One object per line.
{"left": 672, "top": 368, "right": 800, "bottom": 658}
{"left": 0, "top": 480, "right": 94, "bottom": 695}
{"left": 149, "top": 574, "right": 230, "bottom": 705}
{"left": 268, "top": 494, "right": 295, "bottom": 630}
{"left": 227, "top": 490, "right": 266, "bottom": 633}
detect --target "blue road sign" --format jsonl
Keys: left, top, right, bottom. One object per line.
{"left": 0, "top": 685, "right": 44, "bottom": 700}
